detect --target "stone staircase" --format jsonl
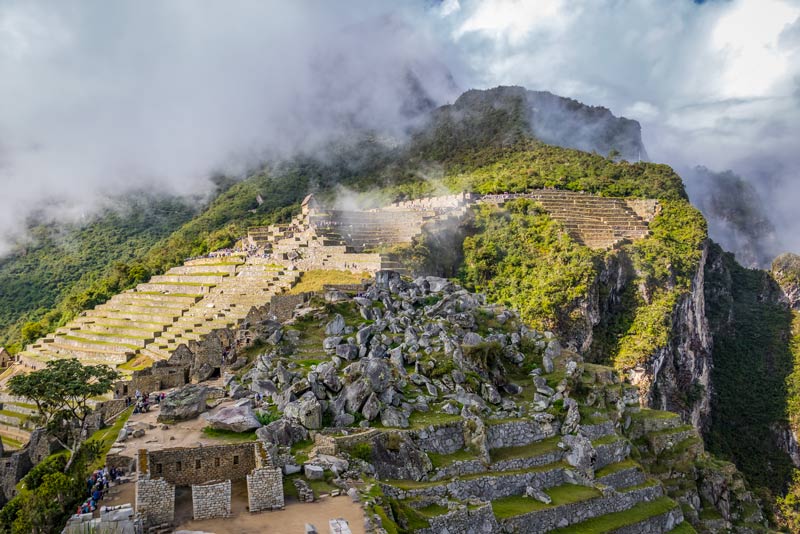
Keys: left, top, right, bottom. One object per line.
{"left": 141, "top": 260, "right": 300, "bottom": 360}
{"left": 16, "top": 256, "right": 299, "bottom": 370}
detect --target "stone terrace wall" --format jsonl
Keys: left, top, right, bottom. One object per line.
{"left": 247, "top": 467, "right": 284, "bottom": 512}
{"left": 380, "top": 193, "right": 474, "bottom": 212}
{"left": 624, "top": 199, "right": 660, "bottom": 222}
{"left": 146, "top": 442, "right": 257, "bottom": 486}
{"left": 135, "top": 476, "right": 175, "bottom": 525}
{"left": 486, "top": 419, "right": 559, "bottom": 449}
{"left": 192, "top": 479, "right": 231, "bottom": 520}
{"left": 416, "top": 503, "right": 499, "bottom": 534}
{"left": 269, "top": 293, "right": 309, "bottom": 322}
{"left": 409, "top": 422, "right": 465, "bottom": 454}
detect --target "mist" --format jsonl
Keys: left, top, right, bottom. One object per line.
{"left": 0, "top": 1, "right": 460, "bottom": 254}
{"left": 1, "top": 0, "right": 799, "bottom": 266}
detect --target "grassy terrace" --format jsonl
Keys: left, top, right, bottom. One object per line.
{"left": 94, "top": 322, "right": 162, "bottom": 332}
{"left": 489, "top": 436, "right": 562, "bottom": 463}
{"left": 591, "top": 434, "right": 624, "bottom": 447}
{"left": 84, "top": 406, "right": 133, "bottom": 470}
{"left": 647, "top": 424, "right": 694, "bottom": 438}
{"left": 428, "top": 448, "right": 482, "bottom": 468}
{"left": 619, "top": 478, "right": 660, "bottom": 492}
{"left": 1, "top": 435, "right": 24, "bottom": 449}
{"left": 387, "top": 462, "right": 568, "bottom": 490}
{"left": 668, "top": 522, "right": 698, "bottom": 534}
{"left": 550, "top": 496, "right": 678, "bottom": 533}
{"left": 288, "top": 270, "right": 369, "bottom": 294}
{"left": 629, "top": 408, "right": 680, "bottom": 421}
{"left": 0, "top": 409, "right": 27, "bottom": 421}
{"left": 594, "top": 458, "right": 639, "bottom": 479}
{"left": 417, "top": 503, "right": 450, "bottom": 518}
{"left": 201, "top": 426, "right": 258, "bottom": 442}
{"left": 61, "top": 335, "right": 140, "bottom": 350}
{"left": 135, "top": 292, "right": 202, "bottom": 298}
{"left": 80, "top": 331, "right": 153, "bottom": 340}
{"left": 492, "top": 484, "right": 602, "bottom": 519}
{"left": 407, "top": 411, "right": 462, "bottom": 428}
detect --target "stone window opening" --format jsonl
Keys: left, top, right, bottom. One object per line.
{"left": 215, "top": 457, "right": 220, "bottom": 467}
{"left": 233, "top": 455, "right": 239, "bottom": 465}
{"left": 196, "top": 459, "right": 201, "bottom": 469}
{"left": 156, "top": 463, "right": 162, "bottom": 474}
{"left": 176, "top": 461, "right": 182, "bottom": 472}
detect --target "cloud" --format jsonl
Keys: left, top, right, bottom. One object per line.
{"left": 438, "top": 0, "right": 800, "bottom": 260}
{"left": 1, "top": 0, "right": 798, "bottom": 263}
{"left": 0, "top": 1, "right": 461, "bottom": 254}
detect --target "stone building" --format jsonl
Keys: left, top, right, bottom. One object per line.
{"left": 0, "top": 347, "right": 13, "bottom": 369}
{"left": 135, "top": 441, "right": 283, "bottom": 526}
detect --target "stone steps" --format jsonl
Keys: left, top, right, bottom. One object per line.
{"left": 134, "top": 282, "right": 216, "bottom": 295}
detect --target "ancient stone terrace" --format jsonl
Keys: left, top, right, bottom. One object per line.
{"left": 249, "top": 190, "right": 658, "bottom": 262}
{"left": 16, "top": 256, "right": 300, "bottom": 370}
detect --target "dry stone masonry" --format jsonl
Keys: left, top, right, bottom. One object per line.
{"left": 192, "top": 479, "right": 231, "bottom": 520}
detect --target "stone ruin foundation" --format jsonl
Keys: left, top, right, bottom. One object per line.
{"left": 135, "top": 441, "right": 283, "bottom": 526}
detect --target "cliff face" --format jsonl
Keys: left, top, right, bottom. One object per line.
{"left": 703, "top": 243, "right": 796, "bottom": 493}
{"left": 581, "top": 243, "right": 713, "bottom": 431}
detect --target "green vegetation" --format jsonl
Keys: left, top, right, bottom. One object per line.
{"left": 549, "top": 496, "right": 678, "bottom": 533}
{"left": 704, "top": 244, "right": 795, "bottom": 494}
{"left": 491, "top": 484, "right": 602, "bottom": 518}
{"left": 594, "top": 459, "right": 639, "bottom": 479}
{"left": 0, "top": 195, "right": 196, "bottom": 352}
{"left": 288, "top": 269, "right": 369, "bottom": 294}
{"left": 489, "top": 436, "right": 561, "bottom": 463}
{"left": 8, "top": 358, "right": 119, "bottom": 467}
{"left": 200, "top": 426, "right": 258, "bottom": 442}
{"left": 83, "top": 407, "right": 133, "bottom": 471}
{"left": 462, "top": 199, "right": 598, "bottom": 334}
{"left": 443, "top": 141, "right": 687, "bottom": 201}
{"left": 428, "top": 448, "right": 481, "bottom": 468}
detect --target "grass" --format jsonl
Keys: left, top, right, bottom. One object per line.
{"left": 291, "top": 439, "right": 314, "bottom": 464}
{"left": 594, "top": 458, "right": 639, "bottom": 479}
{"left": 388, "top": 463, "right": 567, "bottom": 491}
{"left": 118, "top": 354, "right": 154, "bottom": 372}
{"left": 200, "top": 426, "right": 258, "bottom": 442}
{"left": 288, "top": 270, "right": 369, "bottom": 294}
{"left": 84, "top": 406, "right": 133, "bottom": 470}
{"left": 619, "top": 478, "right": 660, "bottom": 492}
{"left": 428, "top": 448, "right": 482, "bottom": 468}
{"left": 592, "top": 434, "right": 622, "bottom": 446}
{"left": 549, "top": 496, "right": 678, "bottom": 533}
{"left": 406, "top": 411, "right": 462, "bottom": 429}
{"left": 61, "top": 335, "right": 140, "bottom": 350}
{"left": 647, "top": 424, "right": 694, "bottom": 438}
{"left": 492, "top": 484, "right": 602, "bottom": 519}
{"left": 1, "top": 434, "right": 24, "bottom": 449}
{"left": 0, "top": 409, "right": 27, "bottom": 421}
{"left": 629, "top": 408, "right": 681, "bottom": 421}
{"left": 667, "top": 523, "right": 698, "bottom": 534}
{"left": 489, "top": 436, "right": 562, "bottom": 463}
{"left": 417, "top": 503, "right": 450, "bottom": 517}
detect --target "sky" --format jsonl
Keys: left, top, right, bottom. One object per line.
{"left": 0, "top": 0, "right": 798, "bottom": 258}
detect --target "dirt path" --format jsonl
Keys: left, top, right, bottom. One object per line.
{"left": 175, "top": 492, "right": 366, "bottom": 534}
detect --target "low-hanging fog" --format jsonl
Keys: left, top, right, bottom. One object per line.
{"left": 1, "top": 0, "right": 798, "bottom": 265}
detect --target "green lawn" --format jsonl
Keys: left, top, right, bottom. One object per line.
{"left": 489, "top": 436, "right": 561, "bottom": 463}
{"left": 428, "top": 448, "right": 482, "bottom": 468}
{"left": 594, "top": 459, "right": 639, "bottom": 479}
{"left": 201, "top": 426, "right": 258, "bottom": 442}
{"left": 550, "top": 497, "right": 678, "bottom": 533}
{"left": 84, "top": 406, "right": 133, "bottom": 470}
{"left": 492, "top": 484, "right": 602, "bottom": 519}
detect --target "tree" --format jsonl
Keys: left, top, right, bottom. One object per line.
{"left": 8, "top": 358, "right": 119, "bottom": 469}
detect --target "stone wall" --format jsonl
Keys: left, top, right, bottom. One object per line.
{"left": 624, "top": 199, "right": 661, "bottom": 223}
{"left": 409, "top": 422, "right": 465, "bottom": 454}
{"left": 499, "top": 484, "right": 664, "bottom": 533}
{"left": 192, "top": 479, "right": 231, "bottom": 520}
{"left": 247, "top": 467, "right": 284, "bottom": 512}
{"left": 144, "top": 442, "right": 257, "bottom": 486}
{"left": 415, "top": 503, "right": 499, "bottom": 534}
{"left": 486, "top": 419, "right": 559, "bottom": 449}
{"left": 114, "top": 362, "right": 189, "bottom": 398}
{"left": 135, "top": 476, "right": 175, "bottom": 525}
{"left": 381, "top": 466, "right": 566, "bottom": 501}
{"left": 595, "top": 439, "right": 631, "bottom": 470}
{"left": 269, "top": 293, "right": 309, "bottom": 323}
